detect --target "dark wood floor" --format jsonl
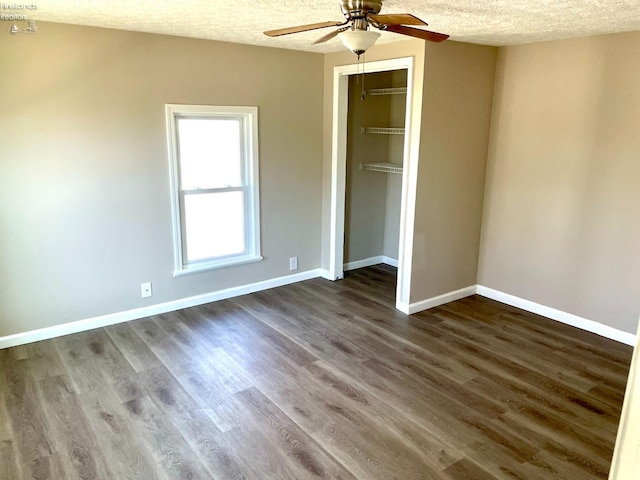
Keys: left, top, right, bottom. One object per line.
{"left": 0, "top": 265, "right": 632, "bottom": 479}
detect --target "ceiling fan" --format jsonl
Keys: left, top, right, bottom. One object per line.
{"left": 264, "top": 0, "right": 449, "bottom": 57}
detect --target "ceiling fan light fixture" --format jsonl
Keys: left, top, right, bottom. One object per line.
{"left": 338, "top": 29, "right": 380, "bottom": 55}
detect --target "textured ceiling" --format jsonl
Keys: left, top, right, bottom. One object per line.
{"left": 24, "top": 0, "right": 640, "bottom": 52}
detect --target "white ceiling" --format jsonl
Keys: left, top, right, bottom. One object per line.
{"left": 27, "top": 0, "right": 640, "bottom": 52}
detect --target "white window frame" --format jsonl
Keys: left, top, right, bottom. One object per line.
{"left": 165, "top": 104, "right": 261, "bottom": 276}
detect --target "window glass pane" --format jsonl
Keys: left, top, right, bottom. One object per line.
{"left": 183, "top": 191, "right": 245, "bottom": 262}
{"left": 177, "top": 117, "right": 242, "bottom": 190}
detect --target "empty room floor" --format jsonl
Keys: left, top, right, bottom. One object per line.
{"left": 0, "top": 265, "right": 632, "bottom": 479}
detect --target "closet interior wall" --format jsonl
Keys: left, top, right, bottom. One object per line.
{"left": 344, "top": 69, "right": 408, "bottom": 266}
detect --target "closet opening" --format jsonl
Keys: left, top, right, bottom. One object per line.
{"left": 344, "top": 69, "right": 407, "bottom": 285}
{"left": 328, "top": 56, "right": 417, "bottom": 313}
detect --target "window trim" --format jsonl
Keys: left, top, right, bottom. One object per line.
{"left": 165, "top": 104, "right": 262, "bottom": 276}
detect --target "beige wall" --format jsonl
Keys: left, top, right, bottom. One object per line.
{"left": 383, "top": 174, "right": 403, "bottom": 260}
{"left": 478, "top": 32, "right": 640, "bottom": 334}
{"left": 0, "top": 22, "right": 324, "bottom": 337}
{"left": 409, "top": 41, "right": 497, "bottom": 302}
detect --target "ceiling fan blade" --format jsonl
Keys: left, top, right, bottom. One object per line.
{"left": 313, "top": 27, "right": 349, "bottom": 45}
{"left": 264, "top": 21, "right": 344, "bottom": 37}
{"left": 384, "top": 25, "right": 449, "bottom": 42}
{"left": 368, "top": 13, "right": 428, "bottom": 26}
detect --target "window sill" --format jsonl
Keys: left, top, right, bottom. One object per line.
{"left": 173, "top": 255, "right": 263, "bottom": 277}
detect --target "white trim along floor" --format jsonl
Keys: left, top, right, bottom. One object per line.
{"left": 1, "top": 265, "right": 635, "bottom": 349}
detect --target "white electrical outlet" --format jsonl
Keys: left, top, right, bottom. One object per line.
{"left": 141, "top": 282, "right": 152, "bottom": 298}
{"left": 289, "top": 257, "right": 298, "bottom": 271}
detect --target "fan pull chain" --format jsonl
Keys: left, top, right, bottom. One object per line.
{"left": 361, "top": 51, "right": 366, "bottom": 101}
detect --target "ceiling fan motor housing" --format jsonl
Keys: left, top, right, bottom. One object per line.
{"left": 264, "top": 0, "right": 448, "bottom": 47}
{"left": 341, "top": 0, "right": 383, "bottom": 19}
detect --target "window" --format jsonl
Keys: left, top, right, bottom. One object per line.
{"left": 166, "top": 105, "right": 261, "bottom": 275}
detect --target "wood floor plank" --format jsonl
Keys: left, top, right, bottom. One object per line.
{"left": 500, "top": 409, "right": 612, "bottom": 477}
{"left": 312, "top": 356, "right": 544, "bottom": 478}
{"left": 0, "top": 404, "right": 11, "bottom": 443}
{"left": 525, "top": 448, "right": 606, "bottom": 480}
{"left": 443, "top": 457, "right": 496, "bottom": 480}
{"left": 0, "top": 439, "right": 22, "bottom": 479}
{"left": 588, "top": 383, "right": 627, "bottom": 409}
{"left": 104, "top": 322, "right": 162, "bottom": 373}
{"left": 0, "top": 266, "right": 631, "bottom": 479}
{"left": 153, "top": 309, "right": 223, "bottom": 360}
{"left": 198, "top": 301, "right": 319, "bottom": 368}
{"left": 265, "top": 362, "right": 459, "bottom": 480}
{"left": 415, "top": 319, "right": 622, "bottom": 430}
{"left": 458, "top": 440, "right": 549, "bottom": 480}
{"left": 137, "top": 364, "right": 249, "bottom": 479}
{"left": 492, "top": 318, "right": 630, "bottom": 382}
{"left": 436, "top": 302, "right": 631, "bottom": 389}
{"left": 497, "top": 307, "right": 631, "bottom": 360}
{"left": 429, "top": 311, "right": 599, "bottom": 392}
{"left": 21, "top": 341, "right": 66, "bottom": 381}
{"left": 121, "top": 392, "right": 212, "bottom": 480}
{"left": 128, "top": 316, "right": 193, "bottom": 366}
{"left": 131, "top": 316, "right": 254, "bottom": 433}
{"left": 232, "top": 387, "right": 359, "bottom": 479}
{"left": 151, "top": 314, "right": 254, "bottom": 395}
{"left": 467, "top": 370, "right": 620, "bottom": 439}
{"left": 53, "top": 329, "right": 137, "bottom": 394}
{"left": 36, "top": 374, "right": 114, "bottom": 479}
{"left": 79, "top": 385, "right": 165, "bottom": 480}
{"left": 359, "top": 323, "right": 479, "bottom": 383}
{"left": 2, "top": 356, "right": 58, "bottom": 479}
{"left": 223, "top": 342, "right": 318, "bottom": 406}
{"left": 0, "top": 352, "right": 13, "bottom": 443}
{"left": 9, "top": 346, "right": 29, "bottom": 361}
{"left": 237, "top": 287, "right": 370, "bottom": 346}
{"left": 355, "top": 334, "right": 502, "bottom": 415}
{"left": 234, "top": 294, "right": 371, "bottom": 371}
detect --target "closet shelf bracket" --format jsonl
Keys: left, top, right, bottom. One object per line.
{"left": 361, "top": 127, "right": 405, "bottom": 135}
{"left": 359, "top": 162, "right": 403, "bottom": 175}
{"left": 363, "top": 87, "right": 407, "bottom": 96}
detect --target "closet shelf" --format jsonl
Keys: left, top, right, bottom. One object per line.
{"left": 360, "top": 162, "right": 403, "bottom": 175}
{"left": 364, "top": 87, "right": 407, "bottom": 96}
{"left": 361, "top": 127, "right": 405, "bottom": 135}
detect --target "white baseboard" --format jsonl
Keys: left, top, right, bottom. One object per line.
{"left": 318, "top": 269, "right": 335, "bottom": 281}
{"left": 476, "top": 285, "right": 637, "bottom": 346}
{"left": 0, "top": 269, "right": 323, "bottom": 350}
{"left": 395, "top": 300, "right": 410, "bottom": 314}
{"left": 382, "top": 256, "right": 399, "bottom": 267}
{"left": 344, "top": 255, "right": 398, "bottom": 272}
{"left": 344, "top": 256, "right": 384, "bottom": 271}
{"left": 5, "top": 274, "right": 632, "bottom": 350}
{"left": 397, "top": 283, "right": 635, "bottom": 346}
{"left": 404, "top": 286, "right": 477, "bottom": 315}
